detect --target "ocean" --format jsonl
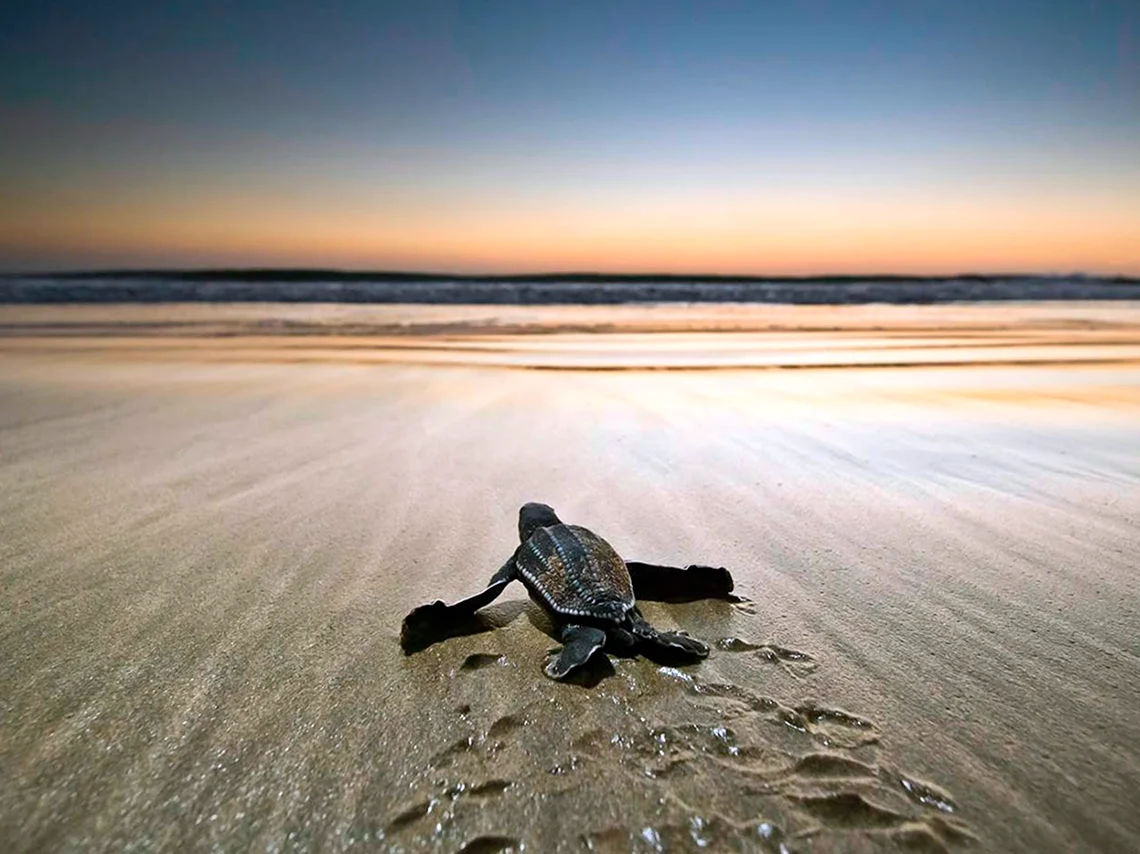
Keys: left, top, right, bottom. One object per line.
{"left": 2, "top": 272, "right": 1139, "bottom": 304}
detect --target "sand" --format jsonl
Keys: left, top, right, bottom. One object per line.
{"left": 1, "top": 302, "right": 1138, "bottom": 853}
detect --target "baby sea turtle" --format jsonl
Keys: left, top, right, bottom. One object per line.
{"left": 400, "top": 502, "right": 736, "bottom": 680}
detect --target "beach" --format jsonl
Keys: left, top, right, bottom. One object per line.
{"left": 1, "top": 302, "right": 1138, "bottom": 852}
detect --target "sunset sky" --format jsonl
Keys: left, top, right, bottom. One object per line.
{"left": 1, "top": 0, "right": 1137, "bottom": 274}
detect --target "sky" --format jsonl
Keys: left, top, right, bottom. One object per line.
{"left": 1, "top": 0, "right": 1137, "bottom": 275}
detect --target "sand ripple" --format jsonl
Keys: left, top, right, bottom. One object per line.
{"left": 2, "top": 304, "right": 1138, "bottom": 852}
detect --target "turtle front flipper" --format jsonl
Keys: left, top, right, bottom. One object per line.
{"left": 544, "top": 625, "right": 607, "bottom": 680}
{"left": 400, "top": 560, "right": 516, "bottom": 653}
{"left": 625, "top": 561, "right": 736, "bottom": 603}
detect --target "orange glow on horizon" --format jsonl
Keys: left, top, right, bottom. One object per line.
{"left": 4, "top": 183, "right": 1139, "bottom": 275}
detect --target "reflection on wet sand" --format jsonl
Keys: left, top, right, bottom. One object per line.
{"left": 0, "top": 303, "right": 1138, "bottom": 852}
{"left": 3, "top": 302, "right": 1140, "bottom": 373}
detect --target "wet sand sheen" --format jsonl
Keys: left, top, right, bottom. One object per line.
{"left": 1, "top": 304, "right": 1138, "bottom": 852}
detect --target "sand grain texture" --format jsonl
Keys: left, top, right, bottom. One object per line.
{"left": 1, "top": 303, "right": 1138, "bottom": 853}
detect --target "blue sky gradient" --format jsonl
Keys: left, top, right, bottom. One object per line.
{"left": 2, "top": 0, "right": 1137, "bottom": 272}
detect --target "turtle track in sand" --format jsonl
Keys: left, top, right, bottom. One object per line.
{"left": 715, "top": 636, "right": 820, "bottom": 678}
{"left": 381, "top": 638, "right": 974, "bottom": 853}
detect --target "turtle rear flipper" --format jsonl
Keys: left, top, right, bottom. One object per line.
{"left": 544, "top": 625, "right": 607, "bottom": 680}
{"left": 628, "top": 607, "right": 709, "bottom": 663}
{"left": 649, "top": 630, "right": 709, "bottom": 659}
{"left": 625, "top": 561, "right": 736, "bottom": 603}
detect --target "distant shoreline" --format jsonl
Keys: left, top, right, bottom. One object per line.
{"left": 2, "top": 269, "right": 1139, "bottom": 305}
{"left": 9, "top": 268, "right": 1140, "bottom": 284}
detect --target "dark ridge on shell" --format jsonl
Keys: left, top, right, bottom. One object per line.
{"left": 516, "top": 524, "right": 634, "bottom": 620}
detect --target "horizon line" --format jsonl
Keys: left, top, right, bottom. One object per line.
{"left": 7, "top": 267, "right": 1140, "bottom": 284}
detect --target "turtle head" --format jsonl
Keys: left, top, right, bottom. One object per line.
{"left": 518, "top": 502, "right": 561, "bottom": 542}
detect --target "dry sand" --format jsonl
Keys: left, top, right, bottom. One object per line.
{"left": 1, "top": 302, "right": 1138, "bottom": 853}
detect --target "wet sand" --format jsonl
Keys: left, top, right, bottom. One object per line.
{"left": 1, "top": 303, "right": 1138, "bottom": 852}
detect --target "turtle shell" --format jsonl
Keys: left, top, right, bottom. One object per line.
{"left": 516, "top": 524, "right": 635, "bottom": 622}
